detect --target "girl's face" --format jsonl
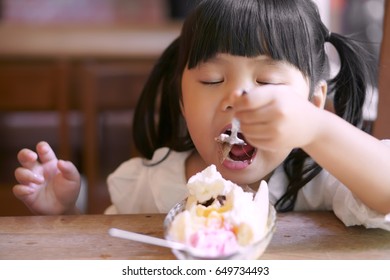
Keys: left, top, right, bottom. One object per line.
{"left": 181, "top": 54, "right": 316, "bottom": 187}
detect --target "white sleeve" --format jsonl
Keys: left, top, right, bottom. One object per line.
{"left": 106, "top": 157, "right": 160, "bottom": 214}
{"left": 104, "top": 204, "right": 118, "bottom": 215}
{"left": 295, "top": 139, "right": 390, "bottom": 231}
{"left": 332, "top": 139, "right": 390, "bottom": 230}
{"left": 332, "top": 182, "right": 390, "bottom": 230}
{"left": 105, "top": 148, "right": 190, "bottom": 214}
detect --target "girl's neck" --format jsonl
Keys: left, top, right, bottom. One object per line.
{"left": 185, "top": 150, "right": 208, "bottom": 181}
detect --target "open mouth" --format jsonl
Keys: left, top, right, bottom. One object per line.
{"left": 216, "top": 130, "right": 257, "bottom": 163}
{"left": 229, "top": 134, "right": 256, "bottom": 161}
{"left": 227, "top": 133, "right": 257, "bottom": 162}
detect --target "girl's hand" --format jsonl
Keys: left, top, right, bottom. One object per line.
{"left": 13, "top": 141, "right": 81, "bottom": 215}
{"left": 234, "top": 85, "right": 322, "bottom": 152}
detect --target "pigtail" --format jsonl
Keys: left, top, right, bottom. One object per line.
{"left": 276, "top": 149, "right": 322, "bottom": 212}
{"left": 133, "top": 37, "right": 181, "bottom": 159}
{"left": 326, "top": 32, "right": 374, "bottom": 128}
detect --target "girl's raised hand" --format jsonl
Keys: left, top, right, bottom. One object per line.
{"left": 13, "top": 141, "right": 81, "bottom": 215}
{"left": 234, "top": 85, "right": 323, "bottom": 152}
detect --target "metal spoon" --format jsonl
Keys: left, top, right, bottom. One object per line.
{"left": 214, "top": 90, "right": 248, "bottom": 162}
{"left": 215, "top": 89, "right": 248, "bottom": 145}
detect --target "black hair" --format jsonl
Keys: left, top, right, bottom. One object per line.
{"left": 133, "top": 37, "right": 194, "bottom": 160}
{"left": 133, "top": 0, "right": 374, "bottom": 211}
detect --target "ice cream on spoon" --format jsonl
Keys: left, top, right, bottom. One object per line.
{"left": 215, "top": 91, "right": 250, "bottom": 163}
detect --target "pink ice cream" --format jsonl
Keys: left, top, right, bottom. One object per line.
{"left": 189, "top": 229, "right": 238, "bottom": 257}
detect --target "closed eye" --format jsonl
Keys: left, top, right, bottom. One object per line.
{"left": 256, "top": 80, "right": 284, "bottom": 86}
{"left": 256, "top": 81, "right": 272, "bottom": 85}
{"left": 200, "top": 80, "right": 224, "bottom": 85}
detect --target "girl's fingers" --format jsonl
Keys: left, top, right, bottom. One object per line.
{"left": 14, "top": 167, "right": 45, "bottom": 185}
{"left": 57, "top": 160, "right": 80, "bottom": 182}
{"left": 236, "top": 103, "right": 279, "bottom": 126}
{"left": 12, "top": 184, "right": 35, "bottom": 198}
{"left": 234, "top": 85, "right": 277, "bottom": 112}
{"left": 36, "top": 141, "right": 58, "bottom": 164}
{"left": 17, "top": 149, "right": 39, "bottom": 170}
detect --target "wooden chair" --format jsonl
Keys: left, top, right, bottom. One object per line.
{"left": 79, "top": 59, "right": 154, "bottom": 214}
{"left": 0, "top": 59, "right": 71, "bottom": 159}
{"left": 373, "top": 0, "right": 390, "bottom": 139}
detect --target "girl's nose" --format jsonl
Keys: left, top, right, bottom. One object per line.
{"left": 220, "top": 89, "right": 247, "bottom": 111}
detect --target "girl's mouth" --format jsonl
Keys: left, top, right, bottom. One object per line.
{"left": 228, "top": 134, "right": 257, "bottom": 161}
{"left": 216, "top": 130, "right": 257, "bottom": 168}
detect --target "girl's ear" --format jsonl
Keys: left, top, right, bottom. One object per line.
{"left": 311, "top": 80, "right": 327, "bottom": 109}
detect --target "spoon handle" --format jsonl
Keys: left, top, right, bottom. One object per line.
{"left": 231, "top": 118, "right": 241, "bottom": 139}
{"left": 108, "top": 227, "right": 185, "bottom": 250}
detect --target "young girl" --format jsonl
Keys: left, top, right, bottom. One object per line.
{"left": 13, "top": 0, "right": 390, "bottom": 230}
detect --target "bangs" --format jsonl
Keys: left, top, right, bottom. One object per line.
{"left": 181, "top": 0, "right": 312, "bottom": 77}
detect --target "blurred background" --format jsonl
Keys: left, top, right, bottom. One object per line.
{"left": 0, "top": 0, "right": 385, "bottom": 215}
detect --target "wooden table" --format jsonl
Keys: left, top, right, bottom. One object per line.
{"left": 0, "top": 211, "right": 389, "bottom": 260}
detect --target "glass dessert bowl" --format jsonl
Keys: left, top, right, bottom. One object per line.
{"left": 164, "top": 199, "right": 276, "bottom": 260}
{"left": 163, "top": 164, "right": 276, "bottom": 259}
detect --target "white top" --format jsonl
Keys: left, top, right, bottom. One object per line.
{"left": 105, "top": 145, "right": 390, "bottom": 231}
